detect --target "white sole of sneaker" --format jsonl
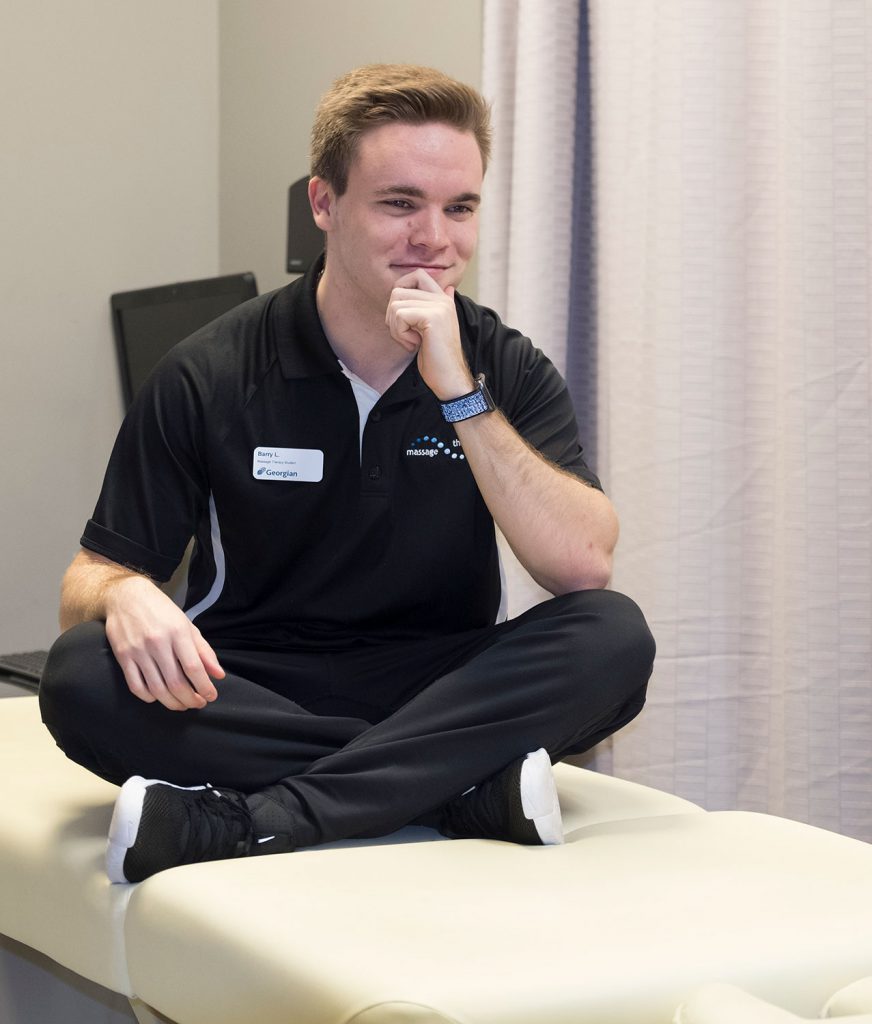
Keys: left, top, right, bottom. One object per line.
{"left": 519, "top": 748, "right": 565, "bottom": 845}
{"left": 105, "top": 776, "right": 207, "bottom": 884}
{"left": 106, "top": 775, "right": 149, "bottom": 884}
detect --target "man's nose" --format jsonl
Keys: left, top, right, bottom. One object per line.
{"left": 409, "top": 208, "right": 448, "bottom": 249}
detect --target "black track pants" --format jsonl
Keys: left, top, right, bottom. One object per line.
{"left": 39, "top": 589, "right": 654, "bottom": 849}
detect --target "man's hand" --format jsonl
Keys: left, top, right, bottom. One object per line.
{"left": 385, "top": 269, "right": 474, "bottom": 401}
{"left": 104, "top": 575, "right": 224, "bottom": 710}
{"left": 60, "top": 549, "right": 224, "bottom": 712}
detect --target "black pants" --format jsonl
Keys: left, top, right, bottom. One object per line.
{"left": 39, "top": 590, "right": 654, "bottom": 849}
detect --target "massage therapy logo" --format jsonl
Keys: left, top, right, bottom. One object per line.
{"left": 405, "top": 434, "right": 466, "bottom": 461}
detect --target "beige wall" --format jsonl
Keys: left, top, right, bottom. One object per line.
{"left": 0, "top": 0, "right": 483, "bottom": 652}
{"left": 0, "top": 1, "right": 220, "bottom": 651}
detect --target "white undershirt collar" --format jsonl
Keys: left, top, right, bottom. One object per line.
{"left": 338, "top": 362, "right": 381, "bottom": 459}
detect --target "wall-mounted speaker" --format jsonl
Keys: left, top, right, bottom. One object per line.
{"left": 286, "top": 176, "right": 324, "bottom": 275}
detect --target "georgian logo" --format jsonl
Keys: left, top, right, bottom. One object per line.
{"left": 405, "top": 434, "right": 466, "bottom": 460}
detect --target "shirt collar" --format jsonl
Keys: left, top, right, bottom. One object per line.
{"left": 270, "top": 253, "right": 427, "bottom": 404}
{"left": 272, "top": 254, "right": 342, "bottom": 379}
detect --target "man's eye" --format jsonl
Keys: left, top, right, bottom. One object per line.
{"left": 383, "top": 199, "right": 414, "bottom": 210}
{"left": 447, "top": 205, "right": 475, "bottom": 216}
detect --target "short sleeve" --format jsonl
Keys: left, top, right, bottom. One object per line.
{"left": 457, "top": 297, "right": 603, "bottom": 491}
{"left": 81, "top": 348, "right": 210, "bottom": 581}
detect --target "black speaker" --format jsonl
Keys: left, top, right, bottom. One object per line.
{"left": 286, "top": 176, "right": 324, "bottom": 275}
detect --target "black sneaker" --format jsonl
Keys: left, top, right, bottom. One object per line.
{"left": 440, "top": 748, "right": 564, "bottom": 846}
{"left": 106, "top": 777, "right": 258, "bottom": 884}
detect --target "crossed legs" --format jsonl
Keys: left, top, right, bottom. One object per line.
{"left": 40, "top": 589, "right": 654, "bottom": 850}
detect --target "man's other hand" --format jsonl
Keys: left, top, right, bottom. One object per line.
{"left": 385, "top": 269, "right": 473, "bottom": 400}
{"left": 103, "top": 575, "right": 224, "bottom": 711}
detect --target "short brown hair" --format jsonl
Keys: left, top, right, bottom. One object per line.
{"left": 310, "top": 64, "right": 492, "bottom": 194}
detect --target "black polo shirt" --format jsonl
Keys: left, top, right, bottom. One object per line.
{"left": 82, "top": 261, "right": 600, "bottom": 649}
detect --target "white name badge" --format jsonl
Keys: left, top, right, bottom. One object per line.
{"left": 252, "top": 447, "right": 324, "bottom": 482}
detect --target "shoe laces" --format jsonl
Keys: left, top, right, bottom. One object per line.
{"left": 181, "top": 785, "right": 255, "bottom": 862}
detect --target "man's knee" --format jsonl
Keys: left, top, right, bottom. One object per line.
{"left": 41, "top": 619, "right": 110, "bottom": 688}
{"left": 590, "top": 588, "right": 655, "bottom": 671}
{"left": 39, "top": 622, "right": 138, "bottom": 784}
{"left": 538, "top": 590, "right": 654, "bottom": 755}
{"left": 39, "top": 621, "right": 118, "bottom": 735}
{"left": 549, "top": 588, "right": 655, "bottom": 677}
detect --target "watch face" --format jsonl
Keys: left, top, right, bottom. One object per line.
{"left": 476, "top": 375, "right": 495, "bottom": 412}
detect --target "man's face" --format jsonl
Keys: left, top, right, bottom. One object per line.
{"left": 313, "top": 121, "right": 483, "bottom": 317}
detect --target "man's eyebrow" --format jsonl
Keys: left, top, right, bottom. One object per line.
{"left": 374, "top": 185, "right": 481, "bottom": 204}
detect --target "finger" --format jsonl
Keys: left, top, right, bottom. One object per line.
{"left": 152, "top": 648, "right": 210, "bottom": 710}
{"left": 387, "top": 296, "right": 447, "bottom": 328}
{"left": 121, "top": 659, "right": 157, "bottom": 704}
{"left": 171, "top": 635, "right": 219, "bottom": 704}
{"left": 385, "top": 306, "right": 428, "bottom": 349}
{"left": 120, "top": 655, "right": 188, "bottom": 712}
{"left": 132, "top": 631, "right": 208, "bottom": 710}
{"left": 393, "top": 268, "right": 444, "bottom": 293}
{"left": 390, "top": 286, "right": 450, "bottom": 307}
{"left": 193, "top": 631, "right": 225, "bottom": 682}
{"left": 389, "top": 321, "right": 426, "bottom": 352}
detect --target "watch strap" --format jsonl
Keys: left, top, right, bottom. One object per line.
{"left": 440, "top": 374, "right": 495, "bottom": 423}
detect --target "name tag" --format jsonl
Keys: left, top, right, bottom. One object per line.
{"left": 252, "top": 447, "right": 324, "bottom": 482}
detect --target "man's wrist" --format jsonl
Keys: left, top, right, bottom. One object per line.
{"left": 440, "top": 374, "right": 496, "bottom": 423}
{"left": 103, "top": 569, "right": 155, "bottom": 612}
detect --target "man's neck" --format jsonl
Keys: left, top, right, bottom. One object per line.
{"left": 316, "top": 271, "right": 415, "bottom": 395}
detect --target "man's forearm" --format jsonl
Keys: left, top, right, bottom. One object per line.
{"left": 454, "top": 410, "right": 618, "bottom": 595}
{"left": 59, "top": 549, "right": 152, "bottom": 631}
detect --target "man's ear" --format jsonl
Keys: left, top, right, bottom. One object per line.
{"left": 308, "top": 177, "right": 335, "bottom": 232}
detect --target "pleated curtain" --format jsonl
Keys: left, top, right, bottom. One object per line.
{"left": 479, "top": 0, "right": 585, "bottom": 617}
{"left": 481, "top": 0, "right": 872, "bottom": 842}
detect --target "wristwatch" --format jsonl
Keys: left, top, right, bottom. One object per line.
{"left": 439, "top": 374, "right": 496, "bottom": 423}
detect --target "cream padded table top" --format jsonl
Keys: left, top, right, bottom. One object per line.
{"left": 8, "top": 692, "right": 872, "bottom": 1024}
{"left": 0, "top": 696, "right": 134, "bottom": 995}
{"left": 0, "top": 694, "right": 701, "bottom": 1012}
{"left": 126, "top": 811, "right": 872, "bottom": 1024}
{"left": 674, "top": 981, "right": 872, "bottom": 1024}
{"left": 5, "top": 694, "right": 872, "bottom": 1024}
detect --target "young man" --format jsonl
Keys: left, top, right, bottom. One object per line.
{"left": 40, "top": 64, "right": 655, "bottom": 884}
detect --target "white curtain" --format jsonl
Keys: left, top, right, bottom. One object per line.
{"left": 482, "top": 0, "right": 872, "bottom": 843}
{"left": 480, "top": 0, "right": 583, "bottom": 616}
